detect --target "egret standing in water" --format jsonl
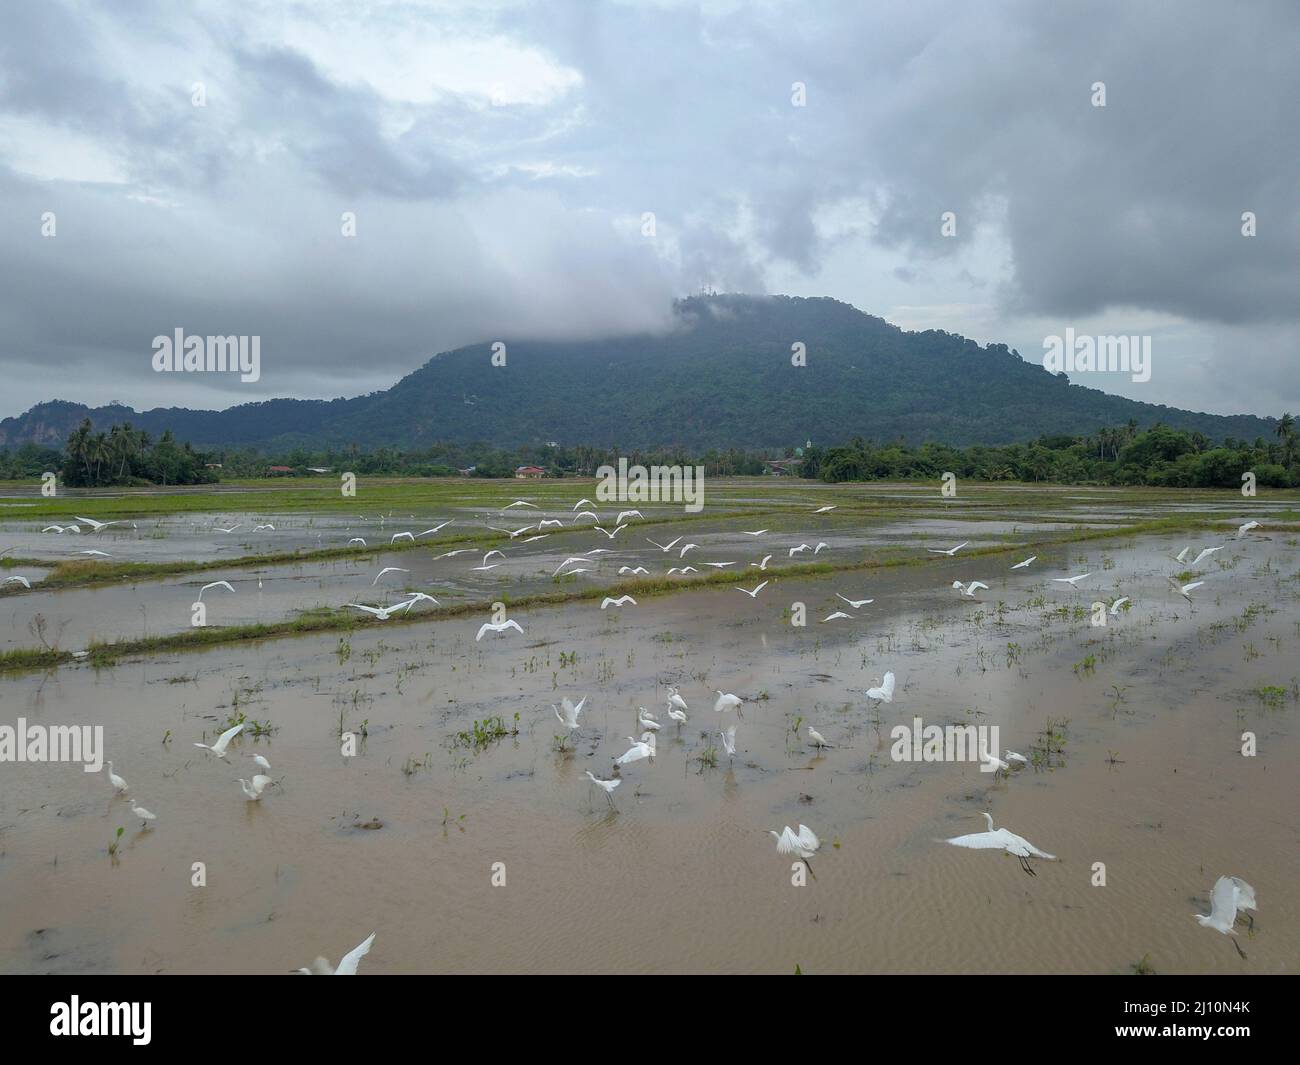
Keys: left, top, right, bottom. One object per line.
{"left": 584, "top": 771, "right": 621, "bottom": 807}
{"left": 807, "top": 727, "right": 834, "bottom": 750}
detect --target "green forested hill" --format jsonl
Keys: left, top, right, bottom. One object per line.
{"left": 0, "top": 295, "right": 1276, "bottom": 451}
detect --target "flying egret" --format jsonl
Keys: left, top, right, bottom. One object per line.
{"left": 253, "top": 754, "right": 272, "bottom": 771}
{"left": 822, "top": 611, "right": 852, "bottom": 622}
{"left": 1195, "top": 875, "right": 1256, "bottom": 958}
{"left": 1010, "top": 556, "right": 1037, "bottom": 569}
{"left": 719, "top": 723, "right": 737, "bottom": 758}
{"left": 807, "top": 726, "right": 833, "bottom": 750}
{"left": 78, "top": 549, "right": 112, "bottom": 557}
{"left": 647, "top": 536, "right": 683, "bottom": 552}
{"left": 1171, "top": 579, "right": 1205, "bottom": 601}
{"left": 742, "top": 529, "right": 769, "bottom": 536}
{"left": 678, "top": 543, "right": 699, "bottom": 558}
{"left": 836, "top": 593, "right": 873, "bottom": 608}
{"left": 713, "top": 691, "right": 742, "bottom": 715}
{"left": 618, "top": 566, "right": 650, "bottom": 576}
{"left": 471, "top": 563, "right": 502, "bottom": 572}
{"left": 813, "top": 542, "right": 829, "bottom": 554}
{"left": 1051, "top": 572, "right": 1093, "bottom": 587}
{"left": 572, "top": 499, "right": 594, "bottom": 510}
{"left": 1108, "top": 596, "right": 1130, "bottom": 615}
{"left": 637, "top": 708, "right": 661, "bottom": 731}
{"left": 865, "top": 672, "right": 895, "bottom": 703}
{"left": 129, "top": 800, "right": 157, "bottom": 827}
{"left": 106, "top": 761, "right": 128, "bottom": 793}
{"left": 1173, "top": 546, "right": 1191, "bottom": 563}
{"left": 594, "top": 524, "right": 627, "bottom": 539}
{"left": 538, "top": 519, "right": 564, "bottom": 530}
{"left": 371, "top": 567, "right": 409, "bottom": 586}
{"left": 752, "top": 555, "right": 773, "bottom": 571}
{"left": 401, "top": 592, "right": 440, "bottom": 608}
{"left": 1236, "top": 520, "right": 1260, "bottom": 538}
{"left": 434, "top": 548, "right": 474, "bottom": 560}
{"left": 700, "top": 562, "right": 736, "bottom": 569}
{"left": 813, "top": 505, "right": 836, "bottom": 513}
{"left": 197, "top": 580, "right": 235, "bottom": 601}
{"left": 585, "top": 770, "right": 621, "bottom": 806}
{"left": 390, "top": 531, "right": 415, "bottom": 544}
{"left": 482, "top": 550, "right": 505, "bottom": 564}
{"left": 615, "top": 510, "right": 643, "bottom": 524}
{"left": 736, "top": 581, "right": 769, "bottom": 598}
{"left": 616, "top": 733, "right": 656, "bottom": 765}
{"left": 214, "top": 524, "right": 242, "bottom": 534}
{"left": 666, "top": 566, "right": 698, "bottom": 574}
{"left": 195, "top": 722, "right": 245, "bottom": 758}
{"left": 771, "top": 824, "right": 820, "bottom": 876}
{"left": 1190, "top": 546, "right": 1224, "bottom": 567}
{"left": 253, "top": 523, "right": 276, "bottom": 531}
{"left": 944, "top": 813, "right": 1056, "bottom": 876}
{"left": 554, "top": 696, "right": 587, "bottom": 730}
{"left": 415, "top": 522, "right": 453, "bottom": 537}
{"left": 476, "top": 619, "right": 523, "bottom": 640}
{"left": 502, "top": 501, "right": 538, "bottom": 510}
{"left": 1, "top": 575, "right": 31, "bottom": 588}
{"left": 952, "top": 580, "right": 988, "bottom": 598}
{"left": 346, "top": 600, "right": 416, "bottom": 621}
{"left": 295, "top": 933, "right": 377, "bottom": 975}
{"left": 554, "top": 557, "right": 593, "bottom": 576}
{"left": 789, "top": 544, "right": 811, "bottom": 557}
{"left": 928, "top": 541, "right": 969, "bottom": 556}
{"left": 348, "top": 537, "right": 367, "bottom": 547}
{"left": 601, "top": 595, "right": 637, "bottom": 609}
{"left": 73, "top": 516, "right": 124, "bottom": 531}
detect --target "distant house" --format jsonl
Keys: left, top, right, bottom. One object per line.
{"left": 267, "top": 465, "right": 294, "bottom": 475}
{"left": 515, "top": 465, "right": 546, "bottom": 479}
{"left": 765, "top": 459, "right": 802, "bottom": 476}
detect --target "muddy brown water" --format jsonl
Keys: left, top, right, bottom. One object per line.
{"left": 0, "top": 519, "right": 1297, "bottom": 974}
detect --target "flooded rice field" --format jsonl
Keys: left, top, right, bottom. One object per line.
{"left": 0, "top": 481, "right": 1297, "bottom": 973}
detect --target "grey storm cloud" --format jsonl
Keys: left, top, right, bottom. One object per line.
{"left": 0, "top": 0, "right": 1296, "bottom": 418}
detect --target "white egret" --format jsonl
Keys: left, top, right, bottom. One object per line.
{"left": 476, "top": 619, "right": 523, "bottom": 640}
{"left": 1010, "top": 556, "right": 1037, "bottom": 569}
{"left": 346, "top": 600, "right": 415, "bottom": 621}
{"left": 1005, "top": 751, "right": 1028, "bottom": 766}
{"left": 370, "top": 567, "right": 409, "bottom": 586}
{"left": 74, "top": 517, "right": 124, "bottom": 531}
{"left": 979, "top": 740, "right": 1010, "bottom": 778}
{"left": 1173, "top": 546, "right": 1191, "bottom": 563}
{"left": 214, "top": 524, "right": 242, "bottom": 534}
{"left": 253, "top": 754, "right": 272, "bottom": 771}
{"left": 129, "top": 800, "right": 157, "bottom": 827}
{"left": 594, "top": 524, "right": 627, "bottom": 539}
{"left": 742, "top": 529, "right": 769, "bottom": 536}
{"left": 295, "top": 932, "right": 376, "bottom": 975}
{"left": 585, "top": 770, "right": 621, "bottom": 805}
{"left": 554, "top": 696, "right": 587, "bottom": 730}
{"left": 197, "top": 580, "right": 235, "bottom": 601}
{"left": 666, "top": 566, "right": 698, "bottom": 574}
{"left": 928, "top": 541, "right": 969, "bottom": 556}
{"left": 1, "top": 575, "right": 31, "bottom": 588}
{"left": 813, "top": 542, "right": 829, "bottom": 554}
{"left": 719, "top": 724, "right": 737, "bottom": 757}
{"left": 770, "top": 825, "right": 820, "bottom": 874}
{"left": 836, "top": 593, "right": 873, "bottom": 608}
{"left": 600, "top": 595, "right": 637, "bottom": 609}
{"left": 700, "top": 561, "right": 735, "bottom": 569}
{"left": 78, "top": 549, "right": 112, "bottom": 557}
{"left": 238, "top": 775, "right": 274, "bottom": 801}
{"left": 1172, "top": 579, "right": 1205, "bottom": 601}
{"left": 390, "top": 531, "right": 414, "bottom": 544}
{"left": 538, "top": 519, "right": 564, "bottom": 530}
{"left": 865, "top": 672, "right": 895, "bottom": 703}
{"left": 944, "top": 812, "right": 1056, "bottom": 876}
{"left": 1051, "top": 572, "right": 1093, "bottom": 587}
{"left": 637, "top": 708, "right": 661, "bottom": 731}
{"left": 618, "top": 566, "right": 650, "bottom": 575}
{"left": 571, "top": 511, "right": 598, "bottom": 523}
{"left": 482, "top": 550, "right": 505, "bottom": 564}
{"left": 813, "top": 505, "right": 836, "bottom": 513}
{"left": 713, "top": 691, "right": 742, "bottom": 715}
{"left": 253, "top": 523, "right": 276, "bottom": 531}
{"left": 1236, "top": 520, "right": 1260, "bottom": 538}
{"left": 679, "top": 543, "right": 699, "bottom": 557}
{"left": 471, "top": 562, "right": 502, "bottom": 571}
{"left": 615, "top": 733, "right": 655, "bottom": 765}
{"left": 1195, "top": 876, "right": 1255, "bottom": 958}
{"left": 807, "top": 727, "right": 833, "bottom": 750}
{"left": 434, "top": 548, "right": 475, "bottom": 560}
{"left": 615, "top": 510, "right": 642, "bottom": 524}
{"left": 502, "top": 501, "right": 538, "bottom": 510}
{"left": 789, "top": 544, "right": 811, "bottom": 557}
{"left": 667, "top": 688, "right": 689, "bottom": 714}
{"left": 952, "top": 580, "right": 988, "bottom": 598}
{"left": 195, "top": 722, "right": 245, "bottom": 758}
{"left": 1108, "top": 596, "right": 1130, "bottom": 615}
{"left": 572, "top": 499, "right": 594, "bottom": 510}
{"left": 348, "top": 537, "right": 367, "bottom": 547}
{"left": 1190, "top": 546, "right": 1224, "bottom": 567}
{"left": 106, "top": 761, "right": 128, "bottom": 793}
{"left": 752, "top": 555, "right": 773, "bottom": 571}
{"left": 402, "top": 592, "right": 439, "bottom": 608}
{"left": 822, "top": 611, "right": 852, "bottom": 622}
{"left": 647, "top": 536, "right": 683, "bottom": 552}
{"left": 736, "top": 580, "right": 769, "bottom": 598}
{"left": 554, "top": 557, "right": 593, "bottom": 576}
{"left": 667, "top": 704, "right": 688, "bottom": 725}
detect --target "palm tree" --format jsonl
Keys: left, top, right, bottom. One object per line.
{"left": 1276, "top": 412, "right": 1296, "bottom": 468}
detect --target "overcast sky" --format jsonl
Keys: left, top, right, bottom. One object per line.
{"left": 2, "top": 0, "right": 1297, "bottom": 421}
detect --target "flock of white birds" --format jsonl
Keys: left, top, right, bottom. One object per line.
{"left": 36, "top": 497, "right": 1272, "bottom": 970}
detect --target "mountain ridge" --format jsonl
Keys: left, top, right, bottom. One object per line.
{"left": 0, "top": 295, "right": 1276, "bottom": 451}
